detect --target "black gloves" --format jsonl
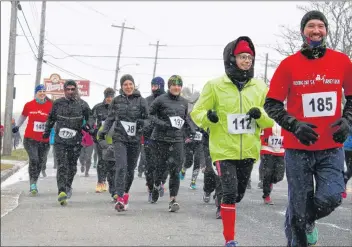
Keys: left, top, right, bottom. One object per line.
{"left": 247, "top": 107, "right": 261, "bottom": 119}
{"left": 137, "top": 119, "right": 144, "bottom": 128}
{"left": 98, "top": 131, "right": 106, "bottom": 141}
{"left": 42, "top": 132, "right": 50, "bottom": 139}
{"left": 12, "top": 126, "right": 19, "bottom": 133}
{"left": 207, "top": 110, "right": 219, "bottom": 123}
{"left": 291, "top": 120, "right": 319, "bottom": 146}
{"left": 331, "top": 118, "right": 350, "bottom": 143}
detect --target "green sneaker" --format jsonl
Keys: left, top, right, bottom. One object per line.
{"left": 58, "top": 192, "right": 68, "bottom": 206}
{"left": 306, "top": 225, "right": 318, "bottom": 246}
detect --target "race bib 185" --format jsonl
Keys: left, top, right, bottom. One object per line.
{"left": 227, "top": 114, "right": 256, "bottom": 134}
{"left": 120, "top": 121, "right": 136, "bottom": 136}
{"left": 194, "top": 131, "right": 203, "bottom": 141}
{"left": 58, "top": 128, "right": 77, "bottom": 139}
{"left": 169, "top": 116, "right": 185, "bottom": 130}
{"left": 302, "top": 91, "right": 337, "bottom": 118}
{"left": 33, "top": 121, "right": 45, "bottom": 132}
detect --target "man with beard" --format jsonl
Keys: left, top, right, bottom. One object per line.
{"left": 43, "top": 80, "right": 93, "bottom": 206}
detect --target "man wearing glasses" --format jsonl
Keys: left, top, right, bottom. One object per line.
{"left": 43, "top": 79, "right": 93, "bottom": 206}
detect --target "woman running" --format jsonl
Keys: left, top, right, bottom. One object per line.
{"left": 12, "top": 84, "right": 53, "bottom": 195}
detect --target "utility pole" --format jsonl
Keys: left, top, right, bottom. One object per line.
{"left": 3, "top": 1, "right": 19, "bottom": 155}
{"left": 34, "top": 1, "right": 46, "bottom": 88}
{"left": 149, "top": 40, "right": 166, "bottom": 78}
{"left": 264, "top": 53, "right": 268, "bottom": 84}
{"left": 112, "top": 21, "right": 135, "bottom": 90}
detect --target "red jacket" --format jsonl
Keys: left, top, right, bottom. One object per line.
{"left": 260, "top": 123, "right": 284, "bottom": 156}
{"left": 267, "top": 49, "right": 352, "bottom": 150}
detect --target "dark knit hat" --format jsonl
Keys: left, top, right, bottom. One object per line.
{"left": 151, "top": 77, "right": 165, "bottom": 90}
{"left": 64, "top": 79, "right": 77, "bottom": 88}
{"left": 168, "top": 75, "right": 183, "bottom": 88}
{"left": 120, "top": 74, "right": 135, "bottom": 87}
{"left": 104, "top": 87, "right": 115, "bottom": 98}
{"left": 300, "top": 10, "right": 328, "bottom": 32}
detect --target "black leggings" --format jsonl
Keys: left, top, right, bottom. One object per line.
{"left": 114, "top": 141, "right": 141, "bottom": 197}
{"left": 218, "top": 159, "right": 254, "bottom": 204}
{"left": 344, "top": 150, "right": 352, "bottom": 185}
{"left": 96, "top": 144, "right": 108, "bottom": 183}
{"left": 55, "top": 143, "right": 82, "bottom": 194}
{"left": 183, "top": 142, "right": 204, "bottom": 182}
{"left": 261, "top": 154, "right": 285, "bottom": 197}
{"left": 152, "top": 141, "right": 184, "bottom": 197}
{"left": 23, "top": 138, "right": 50, "bottom": 184}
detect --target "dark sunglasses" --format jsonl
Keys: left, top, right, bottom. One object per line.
{"left": 65, "top": 87, "right": 76, "bottom": 91}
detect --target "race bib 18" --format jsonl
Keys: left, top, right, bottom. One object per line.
{"left": 268, "top": 136, "right": 283, "bottom": 149}
{"left": 120, "top": 121, "right": 136, "bottom": 136}
{"left": 169, "top": 116, "right": 185, "bottom": 130}
{"left": 302, "top": 91, "right": 337, "bottom": 118}
{"left": 194, "top": 131, "right": 203, "bottom": 141}
{"left": 58, "top": 128, "right": 77, "bottom": 139}
{"left": 227, "top": 114, "right": 256, "bottom": 134}
{"left": 33, "top": 121, "right": 45, "bottom": 132}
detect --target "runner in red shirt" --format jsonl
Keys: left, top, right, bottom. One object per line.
{"left": 260, "top": 122, "right": 285, "bottom": 205}
{"left": 12, "top": 84, "right": 53, "bottom": 195}
{"left": 264, "top": 11, "right": 352, "bottom": 247}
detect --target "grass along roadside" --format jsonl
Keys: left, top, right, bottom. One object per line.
{"left": 1, "top": 148, "right": 28, "bottom": 161}
{"left": 0, "top": 163, "right": 14, "bottom": 171}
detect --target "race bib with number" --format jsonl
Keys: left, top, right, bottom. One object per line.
{"left": 33, "top": 121, "right": 45, "bottom": 132}
{"left": 302, "top": 91, "right": 337, "bottom": 118}
{"left": 194, "top": 131, "right": 203, "bottom": 141}
{"left": 268, "top": 136, "right": 284, "bottom": 149}
{"left": 58, "top": 128, "right": 77, "bottom": 139}
{"left": 227, "top": 114, "right": 256, "bottom": 134}
{"left": 169, "top": 116, "right": 185, "bottom": 130}
{"left": 120, "top": 121, "right": 136, "bottom": 136}
{"left": 101, "top": 120, "right": 105, "bottom": 126}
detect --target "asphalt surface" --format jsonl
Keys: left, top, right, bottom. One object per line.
{"left": 1, "top": 151, "right": 352, "bottom": 246}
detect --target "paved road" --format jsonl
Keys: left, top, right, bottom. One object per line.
{"left": 1, "top": 154, "right": 352, "bottom": 246}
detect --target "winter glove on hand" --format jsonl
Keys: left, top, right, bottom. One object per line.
{"left": 98, "top": 132, "right": 106, "bottom": 141}
{"left": 42, "top": 132, "right": 50, "bottom": 139}
{"left": 331, "top": 118, "right": 350, "bottom": 143}
{"left": 207, "top": 110, "right": 219, "bottom": 123}
{"left": 292, "top": 120, "right": 319, "bottom": 146}
{"left": 247, "top": 107, "right": 261, "bottom": 119}
{"left": 12, "top": 126, "right": 19, "bottom": 133}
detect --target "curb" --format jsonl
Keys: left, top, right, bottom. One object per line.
{"left": 1, "top": 160, "right": 28, "bottom": 184}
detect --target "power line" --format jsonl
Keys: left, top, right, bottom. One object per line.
{"left": 18, "top": 4, "right": 39, "bottom": 49}
{"left": 17, "top": 17, "right": 37, "bottom": 59}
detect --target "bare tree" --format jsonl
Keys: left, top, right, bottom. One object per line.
{"left": 273, "top": 1, "right": 352, "bottom": 58}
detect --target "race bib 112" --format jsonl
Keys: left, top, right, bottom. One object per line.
{"left": 227, "top": 114, "right": 256, "bottom": 134}
{"left": 120, "top": 121, "right": 136, "bottom": 136}
{"left": 302, "top": 91, "right": 337, "bottom": 118}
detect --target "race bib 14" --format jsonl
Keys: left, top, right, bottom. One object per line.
{"left": 33, "top": 121, "right": 45, "bottom": 132}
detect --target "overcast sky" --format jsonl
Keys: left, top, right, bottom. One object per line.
{"left": 1, "top": 1, "right": 308, "bottom": 114}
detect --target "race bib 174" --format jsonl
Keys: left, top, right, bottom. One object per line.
{"left": 227, "top": 114, "right": 256, "bottom": 134}
{"left": 302, "top": 91, "right": 337, "bottom": 118}
{"left": 268, "top": 136, "right": 283, "bottom": 149}
{"left": 169, "top": 116, "right": 185, "bottom": 130}
{"left": 33, "top": 121, "right": 45, "bottom": 132}
{"left": 120, "top": 121, "right": 136, "bottom": 136}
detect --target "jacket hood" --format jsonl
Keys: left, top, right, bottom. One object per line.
{"left": 223, "top": 36, "right": 255, "bottom": 87}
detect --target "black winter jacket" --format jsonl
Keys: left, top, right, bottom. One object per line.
{"left": 143, "top": 92, "right": 165, "bottom": 139}
{"left": 102, "top": 90, "right": 148, "bottom": 143}
{"left": 92, "top": 100, "right": 110, "bottom": 129}
{"left": 44, "top": 97, "right": 92, "bottom": 146}
{"left": 149, "top": 91, "right": 196, "bottom": 143}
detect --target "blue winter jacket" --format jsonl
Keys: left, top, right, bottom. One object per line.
{"left": 343, "top": 129, "right": 352, "bottom": 150}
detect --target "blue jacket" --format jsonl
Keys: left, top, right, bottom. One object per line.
{"left": 343, "top": 129, "right": 352, "bottom": 150}
{"left": 49, "top": 128, "right": 55, "bottom": 145}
